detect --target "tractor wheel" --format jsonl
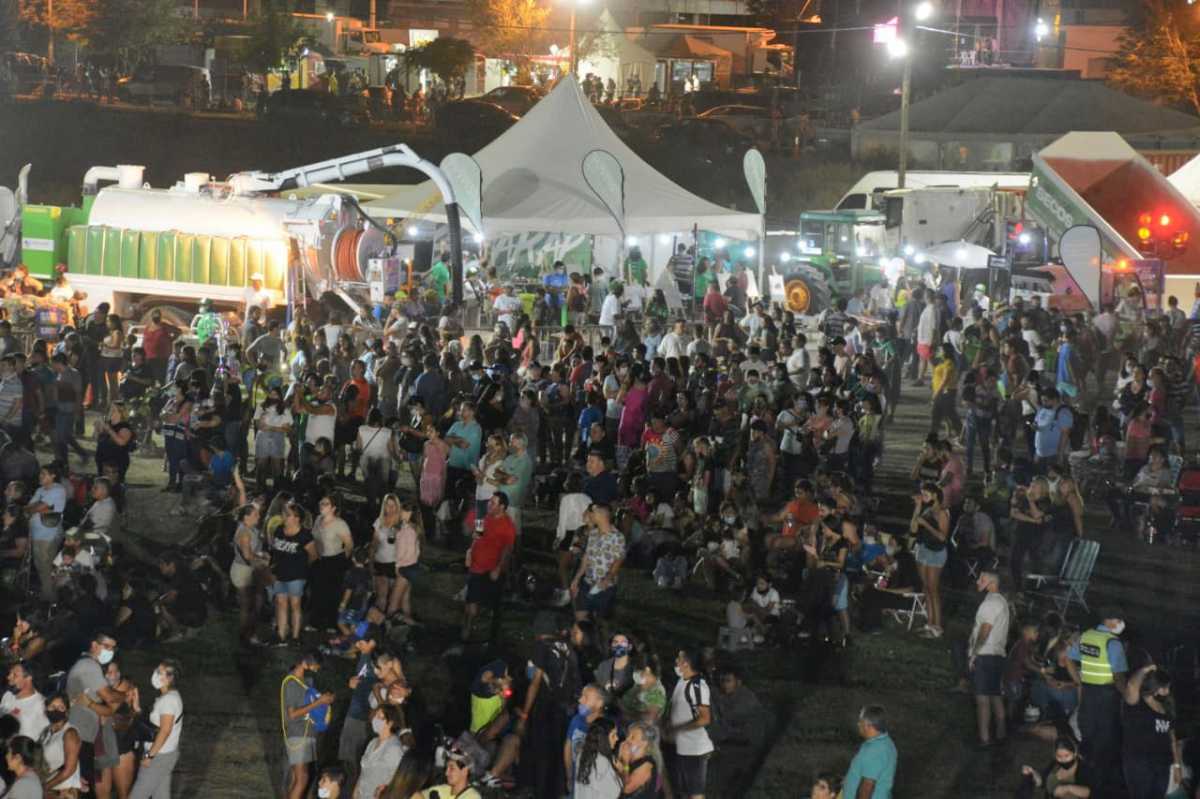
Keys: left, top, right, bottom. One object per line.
{"left": 783, "top": 265, "right": 833, "bottom": 315}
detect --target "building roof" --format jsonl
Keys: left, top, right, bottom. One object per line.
{"left": 858, "top": 77, "right": 1200, "bottom": 136}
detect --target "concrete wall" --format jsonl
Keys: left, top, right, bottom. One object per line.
{"left": 1062, "top": 25, "right": 1123, "bottom": 78}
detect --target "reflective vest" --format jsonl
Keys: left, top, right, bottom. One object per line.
{"left": 1079, "top": 628, "right": 1117, "bottom": 685}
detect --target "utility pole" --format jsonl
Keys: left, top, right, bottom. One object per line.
{"left": 194, "top": 0, "right": 199, "bottom": 21}
{"left": 46, "top": 0, "right": 54, "bottom": 65}
{"left": 569, "top": 4, "right": 578, "bottom": 77}
{"left": 370, "top": 0, "right": 376, "bottom": 29}
{"left": 898, "top": 49, "right": 911, "bottom": 188}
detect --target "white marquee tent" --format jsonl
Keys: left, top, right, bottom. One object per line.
{"left": 353, "top": 76, "right": 762, "bottom": 240}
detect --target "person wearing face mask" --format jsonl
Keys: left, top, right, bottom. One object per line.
{"left": 39, "top": 693, "right": 82, "bottom": 795}
{"left": 355, "top": 704, "right": 407, "bottom": 799}
{"left": 618, "top": 652, "right": 667, "bottom": 724}
{"left": 65, "top": 631, "right": 123, "bottom": 792}
{"left": 1067, "top": 609, "right": 1129, "bottom": 796}
{"left": 1122, "top": 664, "right": 1181, "bottom": 799}
{"left": 128, "top": 660, "right": 183, "bottom": 799}
{"left": 1017, "top": 737, "right": 1092, "bottom": 799}
{"left": 316, "top": 766, "right": 347, "bottom": 799}
{"left": 665, "top": 649, "right": 713, "bottom": 799}
{"left": 420, "top": 746, "right": 482, "bottom": 799}
{"left": 594, "top": 635, "right": 635, "bottom": 696}
{"left": 565, "top": 684, "right": 608, "bottom": 794}
{"left": 282, "top": 651, "right": 335, "bottom": 799}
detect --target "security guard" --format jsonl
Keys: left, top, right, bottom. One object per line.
{"left": 1069, "top": 608, "right": 1129, "bottom": 794}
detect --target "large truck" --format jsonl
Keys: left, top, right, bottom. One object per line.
{"left": 1023, "top": 131, "right": 1200, "bottom": 308}
{"left": 293, "top": 13, "right": 393, "bottom": 57}
{"left": 2, "top": 145, "right": 464, "bottom": 321}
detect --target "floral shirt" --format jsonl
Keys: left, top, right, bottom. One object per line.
{"left": 583, "top": 528, "right": 626, "bottom": 587}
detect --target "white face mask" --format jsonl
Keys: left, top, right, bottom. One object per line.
{"left": 97, "top": 648, "right": 114, "bottom": 666}
{"left": 674, "top": 666, "right": 684, "bottom": 678}
{"left": 1111, "top": 621, "right": 1126, "bottom": 635}
{"left": 317, "top": 788, "right": 331, "bottom": 799}
{"left": 633, "top": 671, "right": 646, "bottom": 687}
{"left": 151, "top": 670, "right": 164, "bottom": 690}
{"left": 371, "top": 717, "right": 386, "bottom": 735}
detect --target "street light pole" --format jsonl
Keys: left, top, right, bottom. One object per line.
{"left": 569, "top": 4, "right": 578, "bottom": 78}
{"left": 46, "top": 0, "right": 54, "bottom": 65}
{"left": 898, "top": 49, "right": 911, "bottom": 188}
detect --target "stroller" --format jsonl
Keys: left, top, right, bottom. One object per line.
{"left": 1173, "top": 465, "right": 1200, "bottom": 545}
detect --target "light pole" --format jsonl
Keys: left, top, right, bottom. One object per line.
{"left": 893, "top": 1, "right": 933, "bottom": 189}
{"left": 567, "top": 0, "right": 591, "bottom": 78}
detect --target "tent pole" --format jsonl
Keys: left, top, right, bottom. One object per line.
{"left": 446, "top": 202, "right": 465, "bottom": 305}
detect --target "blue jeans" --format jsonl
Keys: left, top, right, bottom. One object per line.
{"left": 164, "top": 436, "right": 189, "bottom": 487}
{"left": 965, "top": 415, "right": 993, "bottom": 474}
{"left": 1030, "top": 677, "right": 1078, "bottom": 719}
{"left": 224, "top": 420, "right": 242, "bottom": 465}
{"left": 54, "top": 409, "right": 86, "bottom": 463}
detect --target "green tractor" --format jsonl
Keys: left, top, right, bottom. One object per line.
{"left": 783, "top": 209, "right": 890, "bottom": 314}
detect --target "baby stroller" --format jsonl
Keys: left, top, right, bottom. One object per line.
{"left": 1173, "top": 465, "right": 1200, "bottom": 545}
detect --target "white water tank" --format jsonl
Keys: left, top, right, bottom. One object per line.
{"left": 87, "top": 186, "right": 300, "bottom": 241}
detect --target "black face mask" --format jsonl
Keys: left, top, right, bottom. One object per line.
{"left": 46, "top": 709, "right": 66, "bottom": 724}
{"left": 1056, "top": 758, "right": 1076, "bottom": 770}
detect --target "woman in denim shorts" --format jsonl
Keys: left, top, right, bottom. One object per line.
{"left": 270, "top": 501, "right": 317, "bottom": 646}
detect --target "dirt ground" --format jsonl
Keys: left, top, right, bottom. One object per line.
{"left": 88, "top": 377, "right": 1200, "bottom": 799}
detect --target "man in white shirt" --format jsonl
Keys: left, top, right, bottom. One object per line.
{"left": 598, "top": 285, "right": 625, "bottom": 338}
{"left": 915, "top": 300, "right": 939, "bottom": 386}
{"left": 1, "top": 662, "right": 48, "bottom": 740}
{"left": 968, "top": 571, "right": 1010, "bottom": 747}
{"left": 668, "top": 649, "right": 714, "bottom": 799}
{"left": 658, "top": 319, "right": 689, "bottom": 361}
{"left": 242, "top": 272, "right": 273, "bottom": 318}
{"left": 786, "top": 335, "right": 811, "bottom": 388}
{"left": 554, "top": 473, "right": 592, "bottom": 607}
{"left": 492, "top": 286, "right": 524, "bottom": 333}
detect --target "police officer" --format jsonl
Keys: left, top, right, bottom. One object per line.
{"left": 1068, "top": 608, "right": 1129, "bottom": 794}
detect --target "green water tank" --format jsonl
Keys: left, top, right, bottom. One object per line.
{"left": 20, "top": 205, "right": 70, "bottom": 278}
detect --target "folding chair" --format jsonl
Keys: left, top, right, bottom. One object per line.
{"left": 1025, "top": 539, "right": 1101, "bottom": 615}
{"left": 893, "top": 591, "right": 929, "bottom": 631}
{"left": 951, "top": 524, "right": 999, "bottom": 581}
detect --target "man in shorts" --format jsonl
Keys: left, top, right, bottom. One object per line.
{"left": 282, "top": 650, "right": 334, "bottom": 799}
{"left": 570, "top": 503, "right": 625, "bottom": 627}
{"left": 968, "top": 571, "right": 1010, "bottom": 747}
{"left": 463, "top": 492, "right": 516, "bottom": 643}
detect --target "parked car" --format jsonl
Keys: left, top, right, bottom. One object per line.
{"left": 653, "top": 118, "right": 753, "bottom": 161}
{"left": 434, "top": 100, "right": 520, "bottom": 150}
{"left": 117, "top": 64, "right": 212, "bottom": 109}
{"left": 260, "top": 88, "right": 371, "bottom": 127}
{"left": 697, "top": 104, "right": 773, "bottom": 137}
{"left": 1, "top": 52, "right": 49, "bottom": 95}
{"left": 479, "top": 85, "right": 545, "bottom": 116}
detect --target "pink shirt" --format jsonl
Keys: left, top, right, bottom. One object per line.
{"left": 618, "top": 386, "right": 649, "bottom": 447}
{"left": 394, "top": 522, "right": 420, "bottom": 568}
{"left": 940, "top": 454, "right": 965, "bottom": 508}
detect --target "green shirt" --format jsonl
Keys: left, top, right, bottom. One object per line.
{"left": 619, "top": 681, "right": 667, "bottom": 720}
{"left": 502, "top": 451, "right": 534, "bottom": 508}
{"left": 694, "top": 271, "right": 713, "bottom": 299}
{"left": 627, "top": 257, "right": 648, "bottom": 285}
{"left": 429, "top": 260, "right": 451, "bottom": 300}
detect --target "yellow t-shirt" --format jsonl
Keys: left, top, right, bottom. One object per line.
{"left": 419, "top": 787, "right": 482, "bottom": 799}
{"left": 931, "top": 360, "right": 957, "bottom": 397}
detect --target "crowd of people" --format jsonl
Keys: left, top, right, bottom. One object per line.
{"left": 0, "top": 253, "right": 1191, "bottom": 798}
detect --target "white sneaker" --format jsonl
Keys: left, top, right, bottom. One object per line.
{"left": 453, "top": 586, "right": 467, "bottom": 602}
{"left": 551, "top": 588, "right": 571, "bottom": 607}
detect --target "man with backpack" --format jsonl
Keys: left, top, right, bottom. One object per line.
{"left": 1033, "top": 387, "right": 1073, "bottom": 474}
{"left": 667, "top": 648, "right": 714, "bottom": 799}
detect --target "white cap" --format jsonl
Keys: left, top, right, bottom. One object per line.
{"left": 250, "top": 272, "right": 265, "bottom": 282}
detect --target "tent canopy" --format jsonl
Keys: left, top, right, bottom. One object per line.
{"left": 656, "top": 34, "right": 732, "bottom": 60}
{"left": 359, "top": 77, "right": 762, "bottom": 240}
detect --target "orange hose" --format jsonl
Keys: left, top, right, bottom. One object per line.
{"left": 334, "top": 229, "right": 363, "bottom": 282}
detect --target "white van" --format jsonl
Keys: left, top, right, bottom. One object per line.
{"left": 836, "top": 170, "right": 1030, "bottom": 211}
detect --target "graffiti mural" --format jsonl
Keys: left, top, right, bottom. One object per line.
{"left": 486, "top": 232, "right": 595, "bottom": 280}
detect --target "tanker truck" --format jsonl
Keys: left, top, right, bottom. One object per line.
{"left": 3, "top": 144, "right": 465, "bottom": 321}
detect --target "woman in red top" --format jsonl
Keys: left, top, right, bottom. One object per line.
{"left": 336, "top": 360, "right": 371, "bottom": 477}
{"left": 140, "top": 310, "right": 179, "bottom": 383}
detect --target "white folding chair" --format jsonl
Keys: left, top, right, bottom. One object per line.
{"left": 894, "top": 591, "right": 929, "bottom": 631}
